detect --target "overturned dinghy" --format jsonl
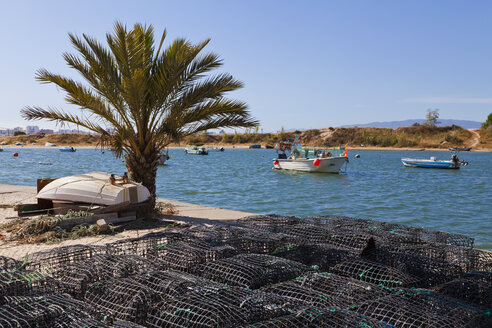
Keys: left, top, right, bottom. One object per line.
{"left": 37, "top": 171, "right": 150, "bottom": 206}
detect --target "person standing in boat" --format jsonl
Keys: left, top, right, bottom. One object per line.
{"left": 451, "top": 154, "right": 459, "bottom": 166}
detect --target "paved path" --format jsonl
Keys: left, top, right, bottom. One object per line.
{"left": 0, "top": 183, "right": 255, "bottom": 260}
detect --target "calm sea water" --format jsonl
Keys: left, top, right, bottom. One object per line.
{"left": 1, "top": 148, "right": 490, "bottom": 249}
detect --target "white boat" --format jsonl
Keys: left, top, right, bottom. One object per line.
{"left": 37, "top": 171, "right": 151, "bottom": 206}
{"left": 402, "top": 154, "right": 468, "bottom": 169}
{"left": 158, "top": 148, "right": 170, "bottom": 165}
{"left": 273, "top": 139, "right": 348, "bottom": 173}
{"left": 207, "top": 147, "right": 224, "bottom": 152}
{"left": 185, "top": 146, "right": 208, "bottom": 155}
{"left": 45, "top": 142, "right": 56, "bottom": 147}
{"left": 59, "top": 146, "right": 76, "bottom": 152}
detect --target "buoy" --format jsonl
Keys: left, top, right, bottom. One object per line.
{"left": 13, "top": 153, "right": 18, "bottom": 157}
{"left": 313, "top": 159, "right": 320, "bottom": 166}
{"left": 355, "top": 154, "right": 360, "bottom": 158}
{"left": 274, "top": 160, "right": 279, "bottom": 166}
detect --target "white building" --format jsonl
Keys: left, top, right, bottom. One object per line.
{"left": 58, "top": 129, "right": 78, "bottom": 134}
{"left": 26, "top": 125, "right": 40, "bottom": 135}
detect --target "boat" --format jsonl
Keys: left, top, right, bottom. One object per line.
{"left": 249, "top": 144, "right": 261, "bottom": 149}
{"left": 449, "top": 147, "right": 471, "bottom": 151}
{"left": 265, "top": 145, "right": 274, "bottom": 149}
{"left": 45, "top": 142, "right": 56, "bottom": 147}
{"left": 273, "top": 138, "right": 348, "bottom": 173}
{"left": 401, "top": 153, "right": 468, "bottom": 169}
{"left": 185, "top": 146, "right": 208, "bottom": 155}
{"left": 37, "top": 171, "right": 150, "bottom": 206}
{"left": 59, "top": 146, "right": 76, "bottom": 152}
{"left": 0, "top": 148, "right": 3, "bottom": 152}
{"left": 207, "top": 147, "right": 225, "bottom": 152}
{"left": 158, "top": 148, "right": 170, "bottom": 165}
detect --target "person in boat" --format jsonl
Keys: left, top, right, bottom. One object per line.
{"left": 451, "top": 154, "right": 459, "bottom": 166}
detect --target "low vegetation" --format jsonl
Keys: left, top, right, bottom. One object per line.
{"left": 478, "top": 112, "right": 492, "bottom": 148}
{"left": 0, "top": 124, "right": 484, "bottom": 149}
{"left": 0, "top": 133, "right": 99, "bottom": 146}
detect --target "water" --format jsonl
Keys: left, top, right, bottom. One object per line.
{"left": 1, "top": 148, "right": 490, "bottom": 249}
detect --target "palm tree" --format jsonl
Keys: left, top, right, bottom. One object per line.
{"left": 22, "top": 22, "right": 258, "bottom": 214}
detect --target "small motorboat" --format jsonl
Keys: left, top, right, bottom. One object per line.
{"left": 158, "top": 148, "right": 170, "bottom": 165}
{"left": 37, "top": 171, "right": 150, "bottom": 206}
{"left": 449, "top": 147, "right": 471, "bottom": 151}
{"left": 185, "top": 146, "right": 208, "bottom": 155}
{"left": 59, "top": 146, "right": 76, "bottom": 152}
{"left": 45, "top": 142, "right": 56, "bottom": 147}
{"left": 402, "top": 153, "right": 468, "bottom": 169}
{"left": 249, "top": 144, "right": 261, "bottom": 149}
{"left": 273, "top": 137, "right": 348, "bottom": 173}
{"left": 207, "top": 147, "right": 225, "bottom": 152}
{"left": 265, "top": 145, "right": 274, "bottom": 149}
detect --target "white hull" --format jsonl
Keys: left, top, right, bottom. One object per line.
{"left": 401, "top": 158, "right": 460, "bottom": 169}
{"left": 185, "top": 148, "right": 208, "bottom": 155}
{"left": 59, "top": 147, "right": 76, "bottom": 152}
{"left": 274, "top": 156, "right": 347, "bottom": 173}
{"left": 37, "top": 171, "right": 151, "bottom": 206}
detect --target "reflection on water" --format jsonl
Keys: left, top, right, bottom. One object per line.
{"left": 0, "top": 148, "right": 490, "bottom": 249}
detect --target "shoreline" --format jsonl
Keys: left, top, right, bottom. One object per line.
{"left": 2, "top": 144, "right": 491, "bottom": 152}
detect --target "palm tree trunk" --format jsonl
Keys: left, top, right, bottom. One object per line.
{"left": 125, "top": 151, "right": 159, "bottom": 217}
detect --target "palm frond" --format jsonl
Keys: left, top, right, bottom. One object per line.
{"left": 23, "top": 22, "right": 258, "bottom": 193}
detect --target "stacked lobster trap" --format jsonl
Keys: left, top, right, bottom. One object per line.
{"left": 0, "top": 214, "right": 490, "bottom": 327}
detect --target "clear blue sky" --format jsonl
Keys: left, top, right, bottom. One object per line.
{"left": 1, "top": 0, "right": 491, "bottom": 132}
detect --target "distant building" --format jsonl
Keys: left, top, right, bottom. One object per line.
{"left": 26, "top": 125, "right": 40, "bottom": 135}
{"left": 39, "top": 129, "right": 54, "bottom": 134}
{"left": 58, "top": 129, "right": 79, "bottom": 134}
{"left": 0, "top": 129, "right": 9, "bottom": 136}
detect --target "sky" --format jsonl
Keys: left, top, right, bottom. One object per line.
{"left": 0, "top": 0, "right": 491, "bottom": 132}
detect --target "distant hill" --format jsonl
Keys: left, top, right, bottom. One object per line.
{"left": 341, "top": 119, "right": 481, "bottom": 129}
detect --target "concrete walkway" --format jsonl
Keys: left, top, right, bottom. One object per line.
{"left": 0, "top": 183, "right": 255, "bottom": 260}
